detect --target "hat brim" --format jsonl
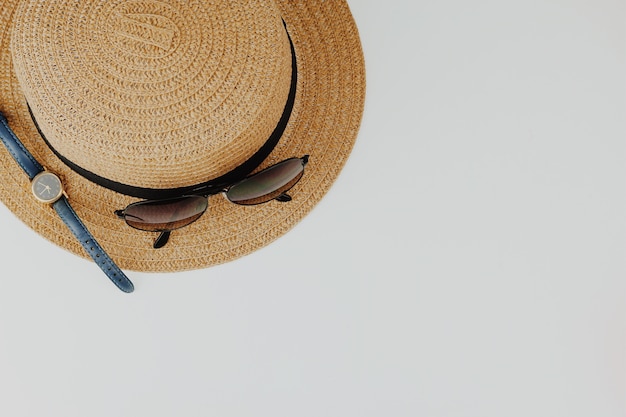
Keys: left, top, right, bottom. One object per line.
{"left": 0, "top": 0, "right": 365, "bottom": 272}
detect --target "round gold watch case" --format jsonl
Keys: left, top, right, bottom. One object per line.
{"left": 31, "top": 171, "right": 64, "bottom": 204}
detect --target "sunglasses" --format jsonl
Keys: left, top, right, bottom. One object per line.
{"left": 115, "top": 155, "right": 309, "bottom": 248}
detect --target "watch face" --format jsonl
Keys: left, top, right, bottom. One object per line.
{"left": 31, "top": 172, "right": 63, "bottom": 203}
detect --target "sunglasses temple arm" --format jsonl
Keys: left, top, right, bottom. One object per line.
{"left": 153, "top": 230, "right": 171, "bottom": 249}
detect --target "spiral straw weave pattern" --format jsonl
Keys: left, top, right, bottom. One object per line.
{"left": 0, "top": 0, "right": 365, "bottom": 272}
{"left": 11, "top": 0, "right": 292, "bottom": 188}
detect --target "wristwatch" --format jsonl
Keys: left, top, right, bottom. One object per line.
{"left": 0, "top": 112, "right": 134, "bottom": 293}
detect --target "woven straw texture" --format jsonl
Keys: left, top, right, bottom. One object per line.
{"left": 0, "top": 0, "right": 365, "bottom": 272}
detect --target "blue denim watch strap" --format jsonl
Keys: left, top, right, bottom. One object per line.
{"left": 0, "top": 114, "right": 43, "bottom": 179}
{"left": 0, "top": 112, "right": 134, "bottom": 293}
{"left": 53, "top": 197, "right": 134, "bottom": 293}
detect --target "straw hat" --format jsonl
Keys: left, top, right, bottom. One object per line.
{"left": 0, "top": 0, "right": 365, "bottom": 272}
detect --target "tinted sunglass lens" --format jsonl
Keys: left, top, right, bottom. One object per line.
{"left": 122, "top": 195, "right": 208, "bottom": 232}
{"left": 226, "top": 156, "right": 307, "bottom": 205}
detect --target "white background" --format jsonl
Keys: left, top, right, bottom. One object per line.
{"left": 0, "top": 1, "right": 624, "bottom": 416}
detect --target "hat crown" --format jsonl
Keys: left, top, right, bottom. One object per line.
{"left": 11, "top": 0, "right": 292, "bottom": 189}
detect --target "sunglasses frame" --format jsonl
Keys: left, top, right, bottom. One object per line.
{"left": 115, "top": 155, "right": 309, "bottom": 248}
